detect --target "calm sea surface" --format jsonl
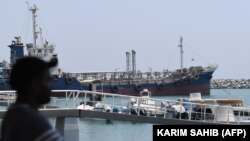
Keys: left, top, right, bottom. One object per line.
{"left": 1, "top": 89, "right": 250, "bottom": 141}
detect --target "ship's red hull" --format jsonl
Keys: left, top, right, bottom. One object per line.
{"left": 102, "top": 84, "right": 210, "bottom": 96}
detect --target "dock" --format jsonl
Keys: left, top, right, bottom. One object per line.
{"left": 1, "top": 90, "right": 250, "bottom": 141}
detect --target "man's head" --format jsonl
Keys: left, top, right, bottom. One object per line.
{"left": 10, "top": 57, "right": 58, "bottom": 105}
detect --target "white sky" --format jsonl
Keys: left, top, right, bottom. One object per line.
{"left": 1, "top": 0, "right": 250, "bottom": 79}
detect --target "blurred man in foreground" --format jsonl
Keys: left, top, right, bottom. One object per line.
{"left": 1, "top": 57, "right": 63, "bottom": 141}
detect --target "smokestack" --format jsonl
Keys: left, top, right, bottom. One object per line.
{"left": 126, "top": 51, "right": 131, "bottom": 72}
{"left": 131, "top": 50, "right": 136, "bottom": 73}
{"left": 8, "top": 37, "right": 24, "bottom": 64}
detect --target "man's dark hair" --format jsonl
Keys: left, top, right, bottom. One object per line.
{"left": 10, "top": 57, "right": 58, "bottom": 93}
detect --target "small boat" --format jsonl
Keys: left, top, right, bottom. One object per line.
{"left": 77, "top": 95, "right": 112, "bottom": 112}
{"left": 130, "top": 89, "right": 164, "bottom": 116}
{"left": 181, "top": 92, "right": 243, "bottom": 106}
{"left": 176, "top": 92, "right": 250, "bottom": 122}
{"left": 77, "top": 101, "right": 95, "bottom": 111}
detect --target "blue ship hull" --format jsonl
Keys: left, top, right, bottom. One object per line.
{"left": 0, "top": 70, "right": 214, "bottom": 96}
{"left": 52, "top": 70, "right": 214, "bottom": 96}
{"left": 94, "top": 71, "right": 214, "bottom": 96}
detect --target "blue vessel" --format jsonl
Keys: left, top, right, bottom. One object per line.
{"left": 70, "top": 37, "right": 217, "bottom": 96}
{"left": 0, "top": 36, "right": 84, "bottom": 94}
{"left": 0, "top": 5, "right": 84, "bottom": 95}
{"left": 75, "top": 64, "right": 217, "bottom": 96}
{"left": 0, "top": 4, "right": 217, "bottom": 96}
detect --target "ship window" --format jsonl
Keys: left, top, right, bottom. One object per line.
{"left": 38, "top": 49, "right": 42, "bottom": 53}
{"left": 50, "top": 49, "right": 53, "bottom": 53}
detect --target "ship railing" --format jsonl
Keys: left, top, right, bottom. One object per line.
{"left": 73, "top": 71, "right": 176, "bottom": 81}
{"left": 65, "top": 65, "right": 218, "bottom": 81}
{"left": 1, "top": 90, "right": 250, "bottom": 124}
{"left": 0, "top": 91, "right": 17, "bottom": 106}
{"left": 49, "top": 90, "right": 250, "bottom": 124}
{"left": 50, "top": 90, "right": 138, "bottom": 110}
{"left": 0, "top": 91, "right": 16, "bottom": 106}
{"left": 204, "top": 64, "right": 218, "bottom": 72}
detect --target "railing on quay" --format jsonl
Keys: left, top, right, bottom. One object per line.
{"left": 1, "top": 90, "right": 250, "bottom": 125}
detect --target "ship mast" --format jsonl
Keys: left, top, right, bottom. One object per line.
{"left": 178, "top": 36, "right": 184, "bottom": 72}
{"left": 29, "top": 5, "right": 39, "bottom": 48}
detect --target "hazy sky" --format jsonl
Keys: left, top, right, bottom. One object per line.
{"left": 1, "top": 0, "right": 250, "bottom": 79}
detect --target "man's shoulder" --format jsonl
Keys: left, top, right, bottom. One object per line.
{"left": 8, "top": 104, "right": 38, "bottom": 116}
{"left": 8, "top": 104, "right": 33, "bottom": 114}
{"left": 6, "top": 104, "right": 51, "bottom": 127}
{"left": 1, "top": 104, "right": 57, "bottom": 141}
